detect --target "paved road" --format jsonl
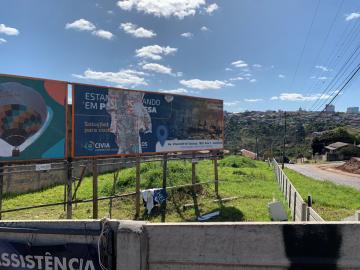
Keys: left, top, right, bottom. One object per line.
{"left": 286, "top": 163, "right": 360, "bottom": 190}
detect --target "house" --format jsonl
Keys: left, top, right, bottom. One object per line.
{"left": 325, "top": 142, "right": 360, "bottom": 161}
{"left": 240, "top": 149, "right": 257, "bottom": 159}
{"left": 325, "top": 142, "right": 349, "bottom": 153}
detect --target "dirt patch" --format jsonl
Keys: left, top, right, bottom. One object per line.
{"left": 338, "top": 158, "right": 360, "bottom": 175}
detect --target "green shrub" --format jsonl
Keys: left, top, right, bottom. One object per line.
{"left": 219, "top": 156, "right": 256, "bottom": 168}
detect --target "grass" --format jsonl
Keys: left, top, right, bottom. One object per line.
{"left": 284, "top": 168, "right": 360, "bottom": 220}
{"left": 1, "top": 156, "right": 289, "bottom": 222}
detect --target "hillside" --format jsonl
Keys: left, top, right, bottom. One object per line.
{"left": 224, "top": 110, "right": 360, "bottom": 159}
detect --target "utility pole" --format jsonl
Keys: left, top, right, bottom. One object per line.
{"left": 255, "top": 136, "right": 259, "bottom": 160}
{"left": 282, "top": 111, "right": 287, "bottom": 169}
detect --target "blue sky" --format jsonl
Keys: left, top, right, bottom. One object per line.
{"left": 0, "top": 0, "right": 359, "bottom": 112}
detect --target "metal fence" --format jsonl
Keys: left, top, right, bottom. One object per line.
{"left": 271, "top": 159, "right": 324, "bottom": 222}
{"left": 0, "top": 151, "right": 222, "bottom": 220}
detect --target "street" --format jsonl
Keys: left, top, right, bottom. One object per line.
{"left": 286, "top": 162, "right": 360, "bottom": 190}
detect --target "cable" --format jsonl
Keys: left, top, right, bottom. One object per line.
{"left": 312, "top": 46, "right": 360, "bottom": 111}
{"left": 289, "top": 0, "right": 321, "bottom": 91}
{"left": 319, "top": 62, "right": 360, "bottom": 115}
{"left": 303, "top": 0, "right": 344, "bottom": 96}
{"left": 306, "top": 18, "right": 360, "bottom": 110}
{"left": 309, "top": 44, "right": 360, "bottom": 111}
{"left": 98, "top": 218, "right": 110, "bottom": 270}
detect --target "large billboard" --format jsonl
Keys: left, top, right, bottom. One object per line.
{"left": 0, "top": 74, "right": 68, "bottom": 162}
{"left": 72, "top": 83, "right": 223, "bottom": 157}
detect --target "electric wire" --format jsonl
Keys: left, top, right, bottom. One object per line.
{"left": 308, "top": 21, "right": 360, "bottom": 110}
{"left": 288, "top": 0, "right": 321, "bottom": 92}
{"left": 302, "top": 0, "right": 344, "bottom": 97}
{"left": 318, "top": 62, "right": 360, "bottom": 115}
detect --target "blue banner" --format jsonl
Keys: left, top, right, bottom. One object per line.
{"left": 0, "top": 241, "right": 100, "bottom": 270}
{"left": 72, "top": 84, "right": 223, "bottom": 157}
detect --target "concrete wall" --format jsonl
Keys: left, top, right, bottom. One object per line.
{"left": 119, "top": 221, "right": 360, "bottom": 270}
{"left": 2, "top": 158, "right": 126, "bottom": 195}
{"left": 2, "top": 153, "right": 213, "bottom": 195}
{"left": 0, "top": 220, "right": 360, "bottom": 269}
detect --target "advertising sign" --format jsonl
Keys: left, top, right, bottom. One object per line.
{"left": 0, "top": 75, "right": 67, "bottom": 162}
{"left": 72, "top": 83, "right": 223, "bottom": 157}
{"left": 0, "top": 241, "right": 100, "bottom": 270}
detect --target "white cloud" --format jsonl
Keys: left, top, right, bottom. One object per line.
{"left": 142, "top": 63, "right": 172, "bottom": 74}
{"left": 0, "top": 38, "right": 7, "bottom": 44}
{"left": 318, "top": 76, "right": 329, "bottom": 80}
{"left": 181, "top": 32, "right": 193, "bottom": 38}
{"left": 73, "top": 68, "right": 147, "bottom": 87}
{"left": 249, "top": 78, "right": 257, "bottom": 83}
{"left": 231, "top": 60, "right": 248, "bottom": 68}
{"left": 229, "top": 77, "right": 244, "bottom": 81}
{"left": 206, "top": 3, "right": 218, "bottom": 14}
{"left": 244, "top": 98, "right": 263, "bottom": 102}
{"left": 345, "top": 12, "right": 360, "bottom": 21}
{"left": 315, "top": 65, "right": 329, "bottom": 72}
{"left": 117, "top": 0, "right": 206, "bottom": 19}
{"left": 243, "top": 73, "right": 252, "bottom": 77}
{"left": 120, "top": 22, "right": 156, "bottom": 38}
{"left": 253, "top": 64, "right": 262, "bottom": 68}
{"left": 66, "top": 19, "right": 113, "bottom": 40}
{"left": 225, "top": 100, "right": 240, "bottom": 106}
{"left": 176, "top": 72, "right": 183, "bottom": 77}
{"left": 200, "top": 26, "right": 209, "bottom": 31}
{"left": 271, "top": 92, "right": 331, "bottom": 102}
{"left": 65, "top": 19, "right": 96, "bottom": 31}
{"left": 180, "top": 79, "right": 233, "bottom": 90}
{"left": 92, "top": 29, "right": 114, "bottom": 39}
{"left": 225, "top": 68, "right": 233, "bottom": 71}
{"left": 135, "top": 45, "right": 177, "bottom": 60}
{"left": 107, "top": 10, "right": 114, "bottom": 14}
{"left": 278, "top": 74, "right": 285, "bottom": 79}
{"left": 0, "top": 24, "right": 19, "bottom": 36}
{"left": 160, "top": 88, "right": 188, "bottom": 94}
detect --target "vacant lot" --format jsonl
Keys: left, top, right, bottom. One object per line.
{"left": 2, "top": 156, "right": 289, "bottom": 222}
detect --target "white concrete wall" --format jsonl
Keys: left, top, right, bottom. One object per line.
{"left": 118, "top": 221, "right": 360, "bottom": 270}
{"left": 0, "top": 220, "right": 359, "bottom": 270}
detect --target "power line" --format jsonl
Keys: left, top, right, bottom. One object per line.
{"left": 288, "top": 0, "right": 321, "bottom": 91}
{"left": 302, "top": 0, "right": 344, "bottom": 97}
{"left": 310, "top": 44, "right": 360, "bottom": 111}
{"left": 319, "top": 62, "right": 360, "bottom": 114}
{"left": 306, "top": 18, "right": 360, "bottom": 110}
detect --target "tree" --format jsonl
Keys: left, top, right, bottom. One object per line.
{"left": 295, "top": 123, "right": 306, "bottom": 143}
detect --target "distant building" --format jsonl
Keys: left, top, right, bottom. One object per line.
{"left": 325, "top": 142, "right": 349, "bottom": 153}
{"left": 240, "top": 149, "right": 257, "bottom": 159}
{"left": 325, "top": 104, "right": 335, "bottom": 113}
{"left": 347, "top": 107, "right": 359, "bottom": 114}
{"left": 324, "top": 142, "right": 360, "bottom": 161}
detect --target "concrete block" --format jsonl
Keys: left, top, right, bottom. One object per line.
{"left": 117, "top": 220, "right": 148, "bottom": 270}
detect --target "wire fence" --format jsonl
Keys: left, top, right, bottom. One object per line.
{"left": 0, "top": 151, "right": 222, "bottom": 220}
{"left": 271, "top": 158, "right": 324, "bottom": 222}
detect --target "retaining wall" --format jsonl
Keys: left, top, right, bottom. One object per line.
{"left": 0, "top": 220, "right": 358, "bottom": 270}
{"left": 2, "top": 158, "right": 125, "bottom": 195}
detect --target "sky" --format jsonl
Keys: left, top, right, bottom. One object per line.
{"left": 0, "top": 0, "right": 359, "bottom": 112}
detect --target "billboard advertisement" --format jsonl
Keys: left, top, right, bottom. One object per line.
{"left": 0, "top": 74, "right": 67, "bottom": 162}
{"left": 72, "top": 83, "right": 223, "bottom": 157}
{"left": 0, "top": 241, "right": 100, "bottom": 270}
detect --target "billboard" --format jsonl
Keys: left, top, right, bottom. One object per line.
{"left": 72, "top": 83, "right": 223, "bottom": 157}
{"left": 0, "top": 241, "right": 100, "bottom": 270}
{"left": 0, "top": 74, "right": 67, "bottom": 162}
